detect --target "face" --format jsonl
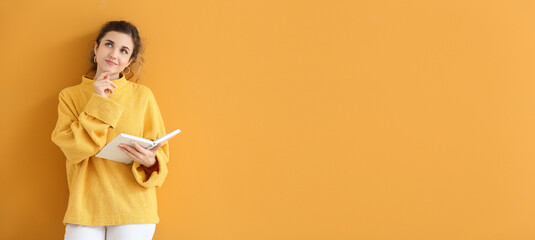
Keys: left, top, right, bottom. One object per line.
{"left": 94, "top": 31, "right": 135, "bottom": 75}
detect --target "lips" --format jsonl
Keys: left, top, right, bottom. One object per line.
{"left": 105, "top": 60, "right": 117, "bottom": 66}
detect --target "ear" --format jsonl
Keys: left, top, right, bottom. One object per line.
{"left": 93, "top": 42, "right": 98, "bottom": 55}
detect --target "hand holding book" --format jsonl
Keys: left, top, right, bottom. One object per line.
{"left": 96, "top": 129, "right": 181, "bottom": 164}
{"left": 118, "top": 141, "right": 163, "bottom": 168}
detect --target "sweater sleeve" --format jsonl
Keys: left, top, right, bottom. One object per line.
{"left": 131, "top": 89, "right": 170, "bottom": 188}
{"left": 51, "top": 91, "right": 125, "bottom": 164}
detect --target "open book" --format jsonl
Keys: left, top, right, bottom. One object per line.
{"left": 95, "top": 129, "right": 181, "bottom": 164}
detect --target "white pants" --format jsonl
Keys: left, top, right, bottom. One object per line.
{"left": 64, "top": 223, "right": 156, "bottom": 240}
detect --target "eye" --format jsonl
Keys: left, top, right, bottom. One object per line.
{"left": 105, "top": 42, "right": 112, "bottom": 47}
{"left": 121, "top": 49, "right": 129, "bottom": 54}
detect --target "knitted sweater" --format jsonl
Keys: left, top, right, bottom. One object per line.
{"left": 51, "top": 74, "right": 170, "bottom": 226}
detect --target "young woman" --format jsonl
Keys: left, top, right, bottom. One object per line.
{"left": 51, "top": 20, "right": 170, "bottom": 240}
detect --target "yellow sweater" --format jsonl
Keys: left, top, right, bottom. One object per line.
{"left": 51, "top": 74, "right": 170, "bottom": 226}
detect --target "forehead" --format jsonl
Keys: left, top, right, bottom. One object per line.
{"left": 102, "top": 31, "right": 134, "bottom": 48}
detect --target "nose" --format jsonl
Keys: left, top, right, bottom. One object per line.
{"left": 108, "top": 49, "right": 119, "bottom": 59}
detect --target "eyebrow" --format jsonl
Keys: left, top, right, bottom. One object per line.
{"left": 104, "top": 39, "right": 131, "bottom": 51}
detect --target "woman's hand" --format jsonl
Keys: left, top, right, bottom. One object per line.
{"left": 118, "top": 141, "right": 165, "bottom": 168}
{"left": 93, "top": 71, "right": 118, "bottom": 98}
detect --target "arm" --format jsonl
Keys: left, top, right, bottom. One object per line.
{"left": 51, "top": 91, "right": 125, "bottom": 164}
{"left": 131, "top": 89, "right": 170, "bottom": 188}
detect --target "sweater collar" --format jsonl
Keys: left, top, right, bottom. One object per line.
{"left": 81, "top": 73, "right": 128, "bottom": 88}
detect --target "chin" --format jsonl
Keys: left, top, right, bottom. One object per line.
{"left": 97, "top": 69, "right": 118, "bottom": 78}
{"left": 104, "top": 67, "right": 118, "bottom": 73}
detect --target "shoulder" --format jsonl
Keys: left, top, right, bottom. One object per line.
{"left": 128, "top": 81, "right": 156, "bottom": 99}
{"left": 57, "top": 84, "right": 85, "bottom": 100}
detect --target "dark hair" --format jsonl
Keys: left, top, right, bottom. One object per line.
{"left": 86, "top": 20, "right": 144, "bottom": 82}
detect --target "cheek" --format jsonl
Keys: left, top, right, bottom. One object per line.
{"left": 98, "top": 48, "right": 110, "bottom": 56}
{"left": 120, "top": 56, "right": 131, "bottom": 66}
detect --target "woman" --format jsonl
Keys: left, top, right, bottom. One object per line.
{"left": 51, "top": 20, "right": 170, "bottom": 240}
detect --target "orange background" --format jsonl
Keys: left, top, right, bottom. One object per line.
{"left": 2, "top": 0, "right": 535, "bottom": 239}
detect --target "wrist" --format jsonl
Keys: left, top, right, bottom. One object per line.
{"left": 143, "top": 157, "right": 158, "bottom": 169}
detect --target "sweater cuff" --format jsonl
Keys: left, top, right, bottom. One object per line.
{"left": 131, "top": 154, "right": 167, "bottom": 188}
{"left": 84, "top": 92, "right": 125, "bottom": 128}
{"left": 142, "top": 158, "right": 160, "bottom": 175}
